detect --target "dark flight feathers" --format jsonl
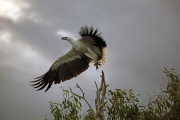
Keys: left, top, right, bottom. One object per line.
{"left": 79, "top": 26, "right": 107, "bottom": 48}
{"left": 31, "top": 55, "right": 91, "bottom": 92}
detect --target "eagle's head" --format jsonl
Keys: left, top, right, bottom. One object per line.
{"left": 61, "top": 37, "right": 76, "bottom": 45}
{"left": 61, "top": 37, "right": 75, "bottom": 41}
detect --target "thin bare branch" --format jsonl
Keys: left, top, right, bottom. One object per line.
{"left": 75, "top": 83, "right": 85, "bottom": 97}
{"left": 69, "top": 85, "right": 94, "bottom": 114}
{"left": 95, "top": 81, "right": 98, "bottom": 91}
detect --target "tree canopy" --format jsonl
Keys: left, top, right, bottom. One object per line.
{"left": 45, "top": 68, "right": 180, "bottom": 120}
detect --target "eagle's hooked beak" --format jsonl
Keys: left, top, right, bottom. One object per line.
{"left": 61, "top": 37, "right": 67, "bottom": 40}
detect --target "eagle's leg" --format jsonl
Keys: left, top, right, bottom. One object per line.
{"left": 94, "top": 62, "right": 101, "bottom": 70}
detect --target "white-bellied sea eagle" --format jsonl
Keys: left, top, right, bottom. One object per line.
{"left": 31, "top": 26, "right": 107, "bottom": 92}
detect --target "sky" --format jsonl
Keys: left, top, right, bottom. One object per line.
{"left": 0, "top": 0, "right": 180, "bottom": 119}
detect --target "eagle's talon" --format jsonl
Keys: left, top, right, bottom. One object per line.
{"left": 94, "top": 62, "right": 101, "bottom": 70}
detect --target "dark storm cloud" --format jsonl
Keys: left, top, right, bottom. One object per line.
{"left": 0, "top": 0, "right": 180, "bottom": 120}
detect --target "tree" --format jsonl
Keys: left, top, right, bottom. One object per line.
{"left": 45, "top": 68, "right": 180, "bottom": 120}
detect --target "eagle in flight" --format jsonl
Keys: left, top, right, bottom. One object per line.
{"left": 31, "top": 26, "right": 107, "bottom": 92}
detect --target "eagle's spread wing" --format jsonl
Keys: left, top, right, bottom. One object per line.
{"left": 79, "top": 26, "right": 107, "bottom": 65}
{"left": 31, "top": 48, "right": 91, "bottom": 92}
{"left": 79, "top": 26, "right": 107, "bottom": 48}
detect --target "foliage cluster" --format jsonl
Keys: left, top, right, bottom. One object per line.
{"left": 45, "top": 68, "right": 180, "bottom": 120}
